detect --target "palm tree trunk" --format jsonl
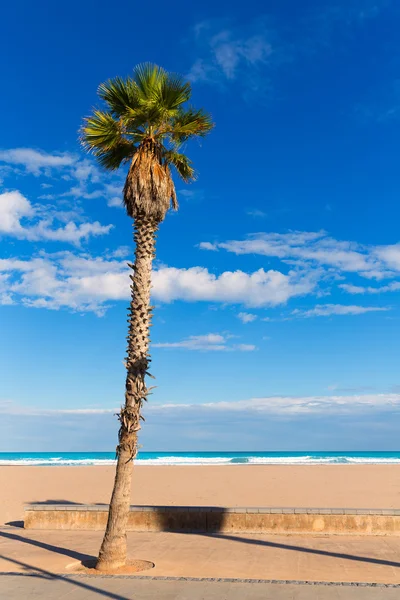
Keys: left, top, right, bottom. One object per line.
{"left": 96, "top": 212, "right": 158, "bottom": 570}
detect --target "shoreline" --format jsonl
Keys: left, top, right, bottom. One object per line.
{"left": 3, "top": 462, "right": 400, "bottom": 466}
{"left": 2, "top": 450, "right": 400, "bottom": 468}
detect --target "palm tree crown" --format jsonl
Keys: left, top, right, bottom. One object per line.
{"left": 81, "top": 63, "right": 214, "bottom": 221}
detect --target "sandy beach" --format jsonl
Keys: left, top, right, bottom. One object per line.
{"left": 2, "top": 464, "right": 400, "bottom": 526}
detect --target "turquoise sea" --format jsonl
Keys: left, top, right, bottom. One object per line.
{"left": 1, "top": 451, "right": 400, "bottom": 466}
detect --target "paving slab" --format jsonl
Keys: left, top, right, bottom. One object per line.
{"left": 1, "top": 575, "right": 400, "bottom": 600}
{"left": 2, "top": 526, "right": 400, "bottom": 586}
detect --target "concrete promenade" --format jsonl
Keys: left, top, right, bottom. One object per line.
{"left": 1, "top": 574, "right": 400, "bottom": 600}
{"left": 2, "top": 526, "right": 400, "bottom": 597}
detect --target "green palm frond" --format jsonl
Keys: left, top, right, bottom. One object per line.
{"left": 121, "top": 107, "right": 153, "bottom": 133}
{"left": 133, "top": 63, "right": 167, "bottom": 101}
{"left": 81, "top": 110, "right": 123, "bottom": 151}
{"left": 168, "top": 107, "right": 214, "bottom": 143}
{"left": 154, "top": 74, "right": 191, "bottom": 111}
{"left": 81, "top": 110, "right": 136, "bottom": 170}
{"left": 95, "top": 142, "right": 135, "bottom": 170}
{"left": 81, "top": 63, "right": 213, "bottom": 215}
{"left": 98, "top": 77, "right": 139, "bottom": 117}
{"left": 163, "top": 150, "right": 195, "bottom": 182}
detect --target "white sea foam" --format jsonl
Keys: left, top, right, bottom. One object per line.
{"left": 2, "top": 454, "right": 400, "bottom": 466}
{"left": 250, "top": 456, "right": 400, "bottom": 465}
{"left": 345, "top": 457, "right": 400, "bottom": 464}
{"left": 248, "top": 456, "right": 333, "bottom": 464}
{"left": 0, "top": 458, "right": 117, "bottom": 466}
{"left": 136, "top": 456, "right": 233, "bottom": 465}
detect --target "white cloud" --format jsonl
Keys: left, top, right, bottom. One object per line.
{"left": 0, "top": 293, "right": 13, "bottom": 305}
{"left": 247, "top": 209, "right": 267, "bottom": 218}
{"left": 292, "top": 304, "right": 390, "bottom": 318}
{"left": 187, "top": 60, "right": 215, "bottom": 84}
{"left": 32, "top": 220, "right": 113, "bottom": 244}
{"left": 108, "top": 246, "right": 131, "bottom": 259}
{"left": 72, "top": 159, "right": 101, "bottom": 184}
{"left": 0, "top": 252, "right": 316, "bottom": 314}
{"left": 211, "top": 31, "right": 272, "bottom": 79}
{"left": 152, "top": 266, "right": 315, "bottom": 307}
{"left": 375, "top": 244, "right": 400, "bottom": 271}
{"left": 0, "top": 190, "right": 112, "bottom": 244}
{"left": 238, "top": 312, "right": 257, "bottom": 323}
{"left": 0, "top": 401, "right": 116, "bottom": 416}
{"left": 3, "top": 392, "right": 400, "bottom": 419}
{"left": 0, "top": 146, "right": 125, "bottom": 212}
{"left": 200, "top": 231, "right": 400, "bottom": 280}
{"left": 61, "top": 185, "right": 104, "bottom": 200}
{"left": 340, "top": 282, "right": 400, "bottom": 295}
{"left": 236, "top": 344, "right": 257, "bottom": 351}
{"left": 61, "top": 179, "right": 124, "bottom": 208}
{"left": 0, "top": 148, "right": 76, "bottom": 175}
{"left": 107, "top": 196, "right": 123, "bottom": 208}
{"left": 153, "top": 333, "right": 255, "bottom": 351}
{"left": 148, "top": 392, "right": 400, "bottom": 416}
{"left": 198, "top": 241, "right": 218, "bottom": 251}
{"left": 0, "top": 190, "right": 35, "bottom": 235}
{"left": 189, "top": 22, "right": 273, "bottom": 84}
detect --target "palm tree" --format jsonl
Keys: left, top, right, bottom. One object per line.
{"left": 81, "top": 63, "right": 213, "bottom": 570}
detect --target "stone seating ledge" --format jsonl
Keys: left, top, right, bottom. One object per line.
{"left": 23, "top": 505, "right": 400, "bottom": 515}
{"left": 23, "top": 505, "right": 400, "bottom": 535}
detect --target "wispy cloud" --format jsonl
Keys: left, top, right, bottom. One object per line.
{"left": 247, "top": 209, "right": 267, "bottom": 218}
{"left": 5, "top": 391, "right": 400, "bottom": 418}
{"left": 211, "top": 31, "right": 272, "bottom": 79}
{"left": 108, "top": 246, "right": 131, "bottom": 259}
{"left": 178, "top": 188, "right": 205, "bottom": 202}
{"left": 188, "top": 4, "right": 389, "bottom": 94}
{"left": 0, "top": 400, "right": 116, "bottom": 416}
{"left": 327, "top": 384, "right": 376, "bottom": 393}
{"left": 0, "top": 191, "right": 112, "bottom": 245}
{"left": 104, "top": 184, "right": 124, "bottom": 208}
{"left": 198, "top": 241, "right": 218, "bottom": 251}
{"left": 292, "top": 304, "right": 390, "bottom": 318}
{"left": 200, "top": 230, "right": 400, "bottom": 281}
{"left": 188, "top": 20, "right": 275, "bottom": 89}
{"left": 4, "top": 393, "right": 400, "bottom": 451}
{"left": 340, "top": 282, "right": 400, "bottom": 294}
{"left": 151, "top": 392, "right": 400, "bottom": 416}
{"left": 153, "top": 333, "right": 256, "bottom": 352}
{"left": 0, "top": 148, "right": 76, "bottom": 175}
{"left": 0, "top": 146, "right": 125, "bottom": 210}
{"left": 237, "top": 312, "right": 258, "bottom": 323}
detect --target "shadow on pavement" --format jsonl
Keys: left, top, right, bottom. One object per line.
{"left": 0, "top": 529, "right": 94, "bottom": 563}
{"left": 0, "top": 554, "right": 132, "bottom": 600}
{"left": 199, "top": 532, "right": 400, "bottom": 570}
{"left": 25, "top": 499, "right": 84, "bottom": 505}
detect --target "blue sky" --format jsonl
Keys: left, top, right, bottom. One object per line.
{"left": 1, "top": 0, "right": 400, "bottom": 451}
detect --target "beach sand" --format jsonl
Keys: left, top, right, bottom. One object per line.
{"left": 2, "top": 464, "right": 400, "bottom": 525}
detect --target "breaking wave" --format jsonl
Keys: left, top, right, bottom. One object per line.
{"left": 1, "top": 452, "right": 400, "bottom": 466}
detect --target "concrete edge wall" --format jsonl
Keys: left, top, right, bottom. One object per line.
{"left": 23, "top": 505, "right": 400, "bottom": 535}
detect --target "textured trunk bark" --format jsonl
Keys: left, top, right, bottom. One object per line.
{"left": 96, "top": 212, "right": 158, "bottom": 570}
